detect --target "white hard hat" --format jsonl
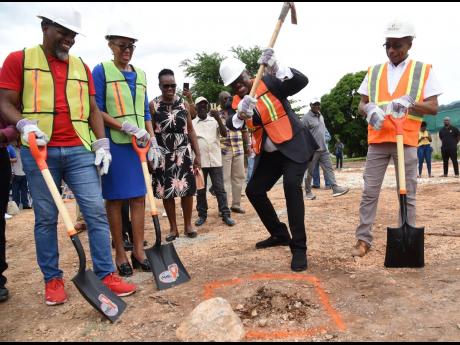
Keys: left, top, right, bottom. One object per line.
{"left": 37, "top": 6, "right": 84, "bottom": 36}
{"left": 383, "top": 19, "right": 416, "bottom": 39}
{"left": 105, "top": 21, "right": 138, "bottom": 42}
{"left": 219, "top": 57, "right": 246, "bottom": 86}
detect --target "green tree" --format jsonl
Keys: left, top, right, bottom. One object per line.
{"left": 180, "top": 52, "right": 228, "bottom": 103}
{"left": 180, "top": 46, "right": 264, "bottom": 103}
{"left": 320, "top": 71, "right": 367, "bottom": 158}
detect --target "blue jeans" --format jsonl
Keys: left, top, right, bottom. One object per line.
{"left": 21, "top": 146, "right": 115, "bottom": 282}
{"left": 312, "top": 161, "right": 333, "bottom": 187}
{"left": 246, "top": 156, "right": 255, "bottom": 183}
{"left": 417, "top": 145, "right": 432, "bottom": 176}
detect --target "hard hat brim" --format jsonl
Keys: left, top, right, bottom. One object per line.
{"left": 37, "top": 15, "right": 85, "bottom": 37}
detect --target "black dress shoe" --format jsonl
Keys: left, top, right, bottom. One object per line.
{"left": 195, "top": 217, "right": 207, "bottom": 227}
{"left": 116, "top": 262, "right": 133, "bottom": 277}
{"left": 255, "top": 236, "right": 291, "bottom": 249}
{"left": 291, "top": 251, "right": 308, "bottom": 272}
{"left": 0, "top": 287, "right": 9, "bottom": 302}
{"left": 166, "top": 233, "right": 179, "bottom": 242}
{"left": 131, "top": 254, "right": 151, "bottom": 272}
{"left": 230, "top": 207, "right": 246, "bottom": 214}
{"left": 222, "top": 216, "right": 236, "bottom": 226}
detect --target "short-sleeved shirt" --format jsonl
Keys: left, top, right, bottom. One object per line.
{"left": 418, "top": 130, "right": 431, "bottom": 146}
{"left": 358, "top": 58, "right": 443, "bottom": 99}
{"left": 0, "top": 50, "right": 96, "bottom": 147}
{"left": 219, "top": 110, "right": 245, "bottom": 157}
{"left": 192, "top": 115, "right": 222, "bottom": 168}
{"left": 6, "top": 145, "right": 16, "bottom": 159}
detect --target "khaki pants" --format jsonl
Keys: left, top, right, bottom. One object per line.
{"left": 356, "top": 143, "right": 418, "bottom": 246}
{"left": 222, "top": 152, "right": 245, "bottom": 209}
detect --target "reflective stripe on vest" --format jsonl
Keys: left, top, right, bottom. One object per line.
{"left": 232, "top": 80, "right": 293, "bottom": 154}
{"left": 367, "top": 60, "right": 431, "bottom": 146}
{"left": 102, "top": 61, "right": 147, "bottom": 144}
{"left": 22, "top": 45, "right": 93, "bottom": 150}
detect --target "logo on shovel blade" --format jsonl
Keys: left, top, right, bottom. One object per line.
{"left": 159, "top": 263, "right": 179, "bottom": 284}
{"left": 98, "top": 293, "right": 119, "bottom": 317}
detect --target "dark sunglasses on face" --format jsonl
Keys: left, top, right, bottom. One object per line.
{"left": 161, "top": 84, "right": 177, "bottom": 90}
{"left": 383, "top": 42, "right": 404, "bottom": 50}
{"left": 113, "top": 43, "right": 136, "bottom": 51}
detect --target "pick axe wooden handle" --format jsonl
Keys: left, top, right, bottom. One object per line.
{"left": 249, "top": 2, "right": 297, "bottom": 98}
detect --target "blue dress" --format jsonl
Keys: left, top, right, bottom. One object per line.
{"left": 92, "top": 63, "right": 151, "bottom": 201}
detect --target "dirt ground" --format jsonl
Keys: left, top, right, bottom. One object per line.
{"left": 1, "top": 160, "right": 460, "bottom": 341}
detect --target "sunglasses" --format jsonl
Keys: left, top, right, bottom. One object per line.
{"left": 113, "top": 43, "right": 136, "bottom": 51}
{"left": 383, "top": 42, "right": 404, "bottom": 50}
{"left": 161, "top": 84, "right": 177, "bottom": 90}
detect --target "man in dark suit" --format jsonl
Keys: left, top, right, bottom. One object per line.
{"left": 219, "top": 49, "right": 318, "bottom": 271}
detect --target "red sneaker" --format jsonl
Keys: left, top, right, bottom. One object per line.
{"left": 45, "top": 278, "right": 67, "bottom": 306}
{"left": 102, "top": 273, "right": 136, "bottom": 297}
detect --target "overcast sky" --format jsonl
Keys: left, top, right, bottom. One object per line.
{"left": 1, "top": 2, "right": 459, "bottom": 108}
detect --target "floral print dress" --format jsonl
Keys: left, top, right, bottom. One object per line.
{"left": 151, "top": 96, "right": 196, "bottom": 199}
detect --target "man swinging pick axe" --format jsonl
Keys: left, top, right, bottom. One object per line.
{"left": 219, "top": 2, "right": 319, "bottom": 272}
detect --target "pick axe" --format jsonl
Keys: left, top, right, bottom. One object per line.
{"left": 249, "top": 2, "right": 297, "bottom": 97}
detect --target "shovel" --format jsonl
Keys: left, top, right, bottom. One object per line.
{"left": 132, "top": 137, "right": 191, "bottom": 290}
{"left": 384, "top": 114, "right": 424, "bottom": 268}
{"left": 29, "top": 134, "right": 126, "bottom": 322}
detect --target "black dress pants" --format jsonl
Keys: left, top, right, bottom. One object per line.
{"left": 196, "top": 167, "right": 231, "bottom": 218}
{"left": 0, "top": 148, "right": 11, "bottom": 288}
{"left": 441, "top": 147, "right": 459, "bottom": 176}
{"left": 246, "top": 151, "right": 309, "bottom": 252}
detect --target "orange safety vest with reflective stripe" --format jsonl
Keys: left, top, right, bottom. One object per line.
{"left": 21, "top": 45, "right": 94, "bottom": 150}
{"left": 232, "top": 80, "right": 293, "bottom": 155}
{"left": 367, "top": 60, "right": 431, "bottom": 147}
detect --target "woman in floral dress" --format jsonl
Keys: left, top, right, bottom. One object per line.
{"left": 149, "top": 69, "right": 201, "bottom": 241}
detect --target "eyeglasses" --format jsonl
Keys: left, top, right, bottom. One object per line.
{"left": 383, "top": 42, "right": 404, "bottom": 50}
{"left": 113, "top": 43, "right": 136, "bottom": 51}
{"left": 161, "top": 84, "right": 177, "bottom": 90}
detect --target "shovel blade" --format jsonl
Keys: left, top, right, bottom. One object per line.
{"left": 384, "top": 222, "right": 425, "bottom": 268}
{"left": 72, "top": 270, "right": 127, "bottom": 322}
{"left": 146, "top": 243, "right": 191, "bottom": 290}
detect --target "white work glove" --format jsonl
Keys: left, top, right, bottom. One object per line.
{"left": 237, "top": 95, "right": 258, "bottom": 120}
{"left": 363, "top": 103, "right": 385, "bottom": 131}
{"left": 92, "top": 138, "right": 112, "bottom": 176}
{"left": 16, "top": 119, "right": 49, "bottom": 146}
{"left": 120, "top": 121, "right": 150, "bottom": 147}
{"left": 257, "top": 48, "right": 279, "bottom": 76}
{"left": 147, "top": 136, "right": 162, "bottom": 170}
{"left": 386, "top": 95, "right": 415, "bottom": 119}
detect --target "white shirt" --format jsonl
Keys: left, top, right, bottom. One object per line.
{"left": 358, "top": 58, "right": 443, "bottom": 99}
{"left": 192, "top": 115, "right": 222, "bottom": 168}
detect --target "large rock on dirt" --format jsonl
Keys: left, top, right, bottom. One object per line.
{"left": 176, "top": 297, "right": 245, "bottom": 342}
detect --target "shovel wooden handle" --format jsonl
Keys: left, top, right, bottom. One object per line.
{"left": 29, "top": 134, "right": 77, "bottom": 237}
{"left": 387, "top": 115, "right": 407, "bottom": 194}
{"left": 131, "top": 137, "right": 158, "bottom": 216}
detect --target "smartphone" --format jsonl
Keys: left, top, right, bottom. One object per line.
{"left": 183, "top": 82, "right": 190, "bottom": 91}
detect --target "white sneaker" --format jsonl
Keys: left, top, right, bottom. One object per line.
{"left": 4, "top": 213, "right": 12, "bottom": 220}
{"left": 162, "top": 211, "right": 167, "bottom": 217}
{"left": 305, "top": 192, "right": 316, "bottom": 200}
{"left": 332, "top": 186, "right": 349, "bottom": 197}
